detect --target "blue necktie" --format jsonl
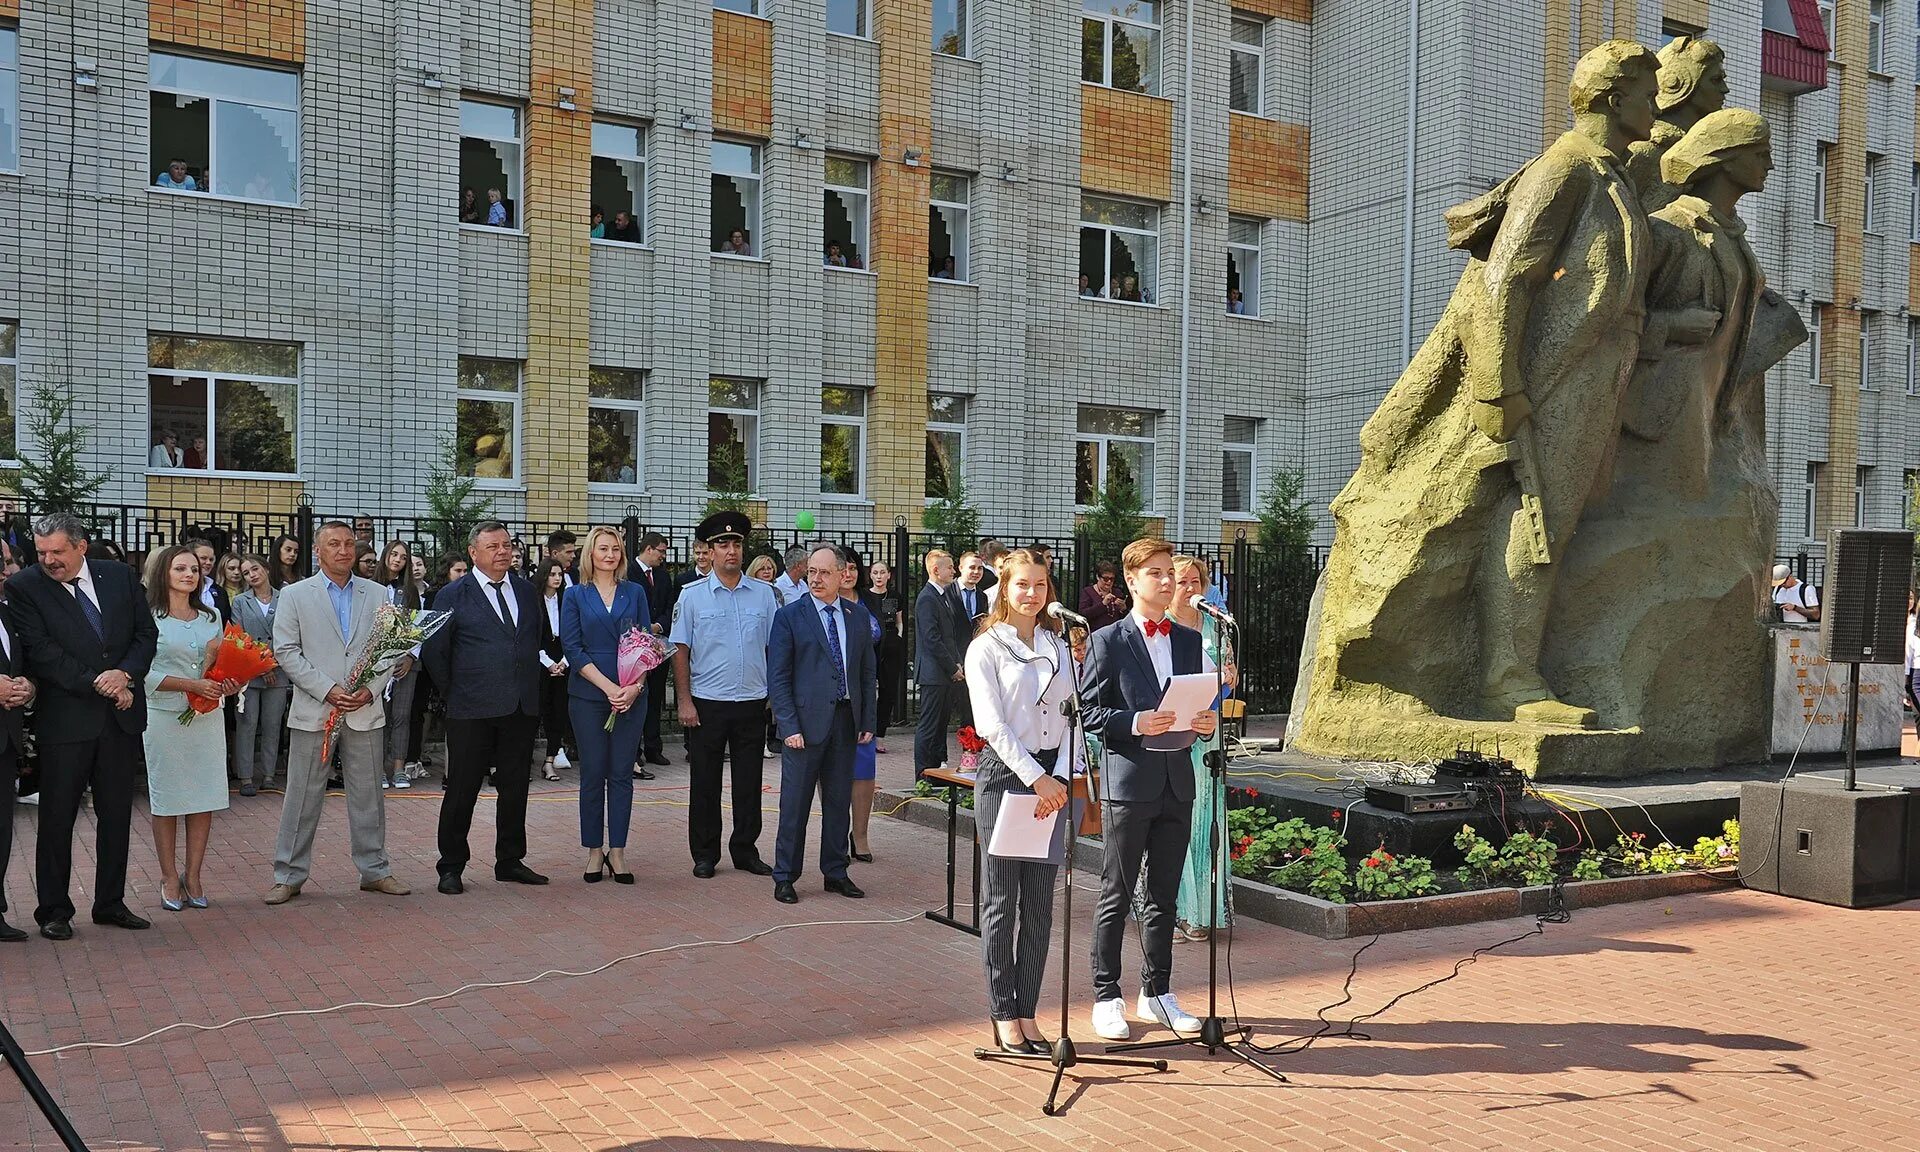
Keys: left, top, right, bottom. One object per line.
{"left": 821, "top": 602, "right": 847, "bottom": 700}
{"left": 69, "top": 581, "right": 104, "bottom": 639}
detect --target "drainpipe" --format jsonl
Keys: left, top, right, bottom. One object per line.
{"left": 1174, "top": 0, "right": 1198, "bottom": 538}
{"left": 1400, "top": 0, "right": 1420, "bottom": 365}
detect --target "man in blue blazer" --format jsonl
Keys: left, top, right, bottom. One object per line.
{"left": 1079, "top": 538, "right": 1218, "bottom": 1043}
{"left": 422, "top": 521, "right": 549, "bottom": 894}
{"left": 767, "top": 544, "right": 878, "bottom": 904}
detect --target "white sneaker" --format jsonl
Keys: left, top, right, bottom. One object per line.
{"left": 554, "top": 749, "right": 571, "bottom": 770}
{"left": 382, "top": 779, "right": 391, "bottom": 790}
{"left": 403, "top": 761, "right": 423, "bottom": 780}
{"left": 1090, "top": 997, "right": 1131, "bottom": 1041}
{"left": 16, "top": 791, "right": 37, "bottom": 806}
{"left": 393, "top": 776, "right": 411, "bottom": 789}
{"left": 1137, "top": 991, "right": 1202, "bottom": 1036}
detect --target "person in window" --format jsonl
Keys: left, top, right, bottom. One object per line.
{"left": 1119, "top": 274, "right": 1142, "bottom": 303}
{"left": 460, "top": 187, "right": 483, "bottom": 225}
{"left": 1077, "top": 273, "right": 1096, "bottom": 297}
{"left": 608, "top": 210, "right": 641, "bottom": 244}
{"left": 719, "top": 228, "right": 753, "bottom": 257}
{"left": 156, "top": 159, "right": 198, "bottom": 192}
{"left": 182, "top": 436, "right": 209, "bottom": 470}
{"left": 590, "top": 204, "right": 606, "bottom": 239}
{"left": 1227, "top": 287, "right": 1246, "bottom": 315}
{"left": 149, "top": 430, "right": 184, "bottom": 469}
{"left": 934, "top": 255, "right": 957, "bottom": 279}
{"left": 486, "top": 188, "right": 510, "bottom": 228}
{"left": 825, "top": 242, "right": 849, "bottom": 267}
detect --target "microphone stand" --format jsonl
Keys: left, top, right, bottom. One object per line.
{"left": 1, "top": 1018, "right": 90, "bottom": 1150}
{"left": 974, "top": 621, "right": 1167, "bottom": 1114}
{"left": 1105, "top": 612, "right": 1287, "bottom": 1083}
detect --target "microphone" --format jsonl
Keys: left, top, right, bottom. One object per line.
{"left": 1046, "top": 602, "right": 1091, "bottom": 629}
{"left": 1188, "top": 595, "right": 1235, "bottom": 625}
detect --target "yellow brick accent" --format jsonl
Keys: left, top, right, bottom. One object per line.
{"left": 713, "top": 11, "right": 773, "bottom": 139}
{"left": 145, "top": 475, "right": 305, "bottom": 517}
{"left": 870, "top": 0, "right": 933, "bottom": 531}
{"left": 0, "top": 0, "right": 17, "bottom": 19}
{"left": 523, "top": 0, "right": 594, "bottom": 522}
{"left": 1909, "top": 245, "right": 1920, "bottom": 314}
{"left": 1230, "top": 0, "right": 1310, "bottom": 21}
{"left": 1823, "top": 0, "right": 1867, "bottom": 539}
{"left": 148, "top": 0, "right": 304, "bottom": 64}
{"left": 1614, "top": 0, "right": 1641, "bottom": 35}
{"left": 1663, "top": 0, "right": 1709, "bottom": 30}
{"left": 1081, "top": 86, "right": 1174, "bottom": 203}
{"left": 1542, "top": 0, "right": 1574, "bottom": 146}
{"left": 1577, "top": 0, "right": 1604, "bottom": 54}
{"left": 1228, "top": 116, "right": 1308, "bottom": 222}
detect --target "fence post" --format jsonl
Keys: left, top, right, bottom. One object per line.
{"left": 1230, "top": 528, "right": 1250, "bottom": 624}
{"left": 622, "top": 506, "right": 641, "bottom": 565}
{"left": 295, "top": 495, "right": 314, "bottom": 578}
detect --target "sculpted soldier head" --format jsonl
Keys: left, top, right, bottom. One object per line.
{"left": 1661, "top": 108, "right": 1772, "bottom": 196}
{"left": 1655, "top": 36, "right": 1727, "bottom": 120}
{"left": 1569, "top": 40, "right": 1660, "bottom": 143}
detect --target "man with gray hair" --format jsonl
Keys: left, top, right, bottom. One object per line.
{"left": 773, "top": 544, "right": 809, "bottom": 604}
{"left": 6, "top": 514, "right": 159, "bottom": 938}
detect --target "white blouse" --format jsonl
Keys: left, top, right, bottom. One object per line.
{"left": 964, "top": 623, "right": 1076, "bottom": 787}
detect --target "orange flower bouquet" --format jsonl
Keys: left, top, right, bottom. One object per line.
{"left": 179, "top": 624, "right": 278, "bottom": 724}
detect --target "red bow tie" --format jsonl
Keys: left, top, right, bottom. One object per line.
{"left": 1142, "top": 618, "right": 1171, "bottom": 638}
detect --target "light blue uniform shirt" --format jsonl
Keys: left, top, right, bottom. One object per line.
{"left": 667, "top": 572, "right": 778, "bottom": 702}
{"left": 325, "top": 575, "right": 355, "bottom": 641}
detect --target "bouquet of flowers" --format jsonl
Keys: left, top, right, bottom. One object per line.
{"left": 606, "top": 626, "right": 669, "bottom": 730}
{"left": 179, "top": 624, "right": 279, "bottom": 724}
{"left": 321, "top": 605, "right": 452, "bottom": 760}
{"left": 956, "top": 724, "right": 987, "bottom": 770}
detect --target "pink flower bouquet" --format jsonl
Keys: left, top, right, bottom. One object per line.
{"left": 607, "top": 626, "right": 669, "bottom": 730}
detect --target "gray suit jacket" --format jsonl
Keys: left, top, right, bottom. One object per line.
{"left": 272, "top": 573, "right": 391, "bottom": 733}
{"left": 232, "top": 589, "right": 285, "bottom": 688}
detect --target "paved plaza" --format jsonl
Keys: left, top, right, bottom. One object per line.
{"left": 5, "top": 744, "right": 1920, "bottom": 1151}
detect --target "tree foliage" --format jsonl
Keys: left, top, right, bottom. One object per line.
{"left": 704, "top": 439, "right": 753, "bottom": 518}
{"left": 423, "top": 432, "right": 495, "bottom": 563}
{"left": 1256, "top": 466, "right": 1316, "bottom": 553}
{"left": 1080, "top": 470, "right": 1147, "bottom": 555}
{"left": 922, "top": 473, "right": 980, "bottom": 556}
{"left": 12, "top": 381, "right": 109, "bottom": 512}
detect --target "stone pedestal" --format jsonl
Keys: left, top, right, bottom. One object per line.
{"left": 1770, "top": 625, "right": 1905, "bottom": 756}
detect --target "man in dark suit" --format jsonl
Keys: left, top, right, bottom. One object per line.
{"left": 767, "top": 545, "right": 877, "bottom": 904}
{"left": 422, "top": 521, "right": 550, "bottom": 894}
{"left": 5, "top": 514, "right": 159, "bottom": 939}
{"left": 1079, "top": 538, "right": 1218, "bottom": 1043}
{"left": 0, "top": 596, "right": 34, "bottom": 941}
{"left": 628, "top": 531, "right": 675, "bottom": 768}
{"left": 913, "top": 548, "right": 964, "bottom": 780}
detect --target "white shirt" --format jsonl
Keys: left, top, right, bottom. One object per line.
{"left": 1905, "top": 611, "right": 1917, "bottom": 675}
{"left": 774, "top": 571, "right": 808, "bottom": 602}
{"left": 1774, "top": 580, "right": 1819, "bottom": 624}
{"left": 1129, "top": 611, "right": 1215, "bottom": 735}
{"left": 810, "top": 594, "right": 850, "bottom": 699}
{"left": 539, "top": 593, "right": 564, "bottom": 668}
{"left": 148, "top": 443, "right": 183, "bottom": 468}
{"left": 472, "top": 570, "right": 520, "bottom": 627}
{"left": 0, "top": 612, "right": 11, "bottom": 662}
{"left": 965, "top": 624, "right": 1075, "bottom": 787}
{"left": 64, "top": 562, "right": 101, "bottom": 609}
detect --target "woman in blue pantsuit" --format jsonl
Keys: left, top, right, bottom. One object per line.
{"left": 561, "top": 525, "right": 649, "bottom": 885}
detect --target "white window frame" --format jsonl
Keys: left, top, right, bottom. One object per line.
{"left": 1865, "top": 154, "right": 1882, "bottom": 234}
{"left": 1855, "top": 465, "right": 1871, "bottom": 526}
{"left": 926, "top": 393, "right": 967, "bottom": 501}
{"left": 933, "top": 0, "right": 969, "bottom": 57}
{"left": 715, "top": 0, "right": 760, "bottom": 15}
{"left": 1803, "top": 463, "right": 1820, "bottom": 541}
{"left": 1074, "top": 406, "right": 1156, "bottom": 511}
{"left": 459, "top": 98, "right": 524, "bottom": 231}
{"left": 929, "top": 172, "right": 971, "bottom": 283}
{"left": 1814, "top": 143, "right": 1830, "bottom": 224}
{"left": 1221, "top": 417, "right": 1258, "bottom": 519}
{"left": 1082, "top": 0, "right": 1161, "bottom": 96}
{"left": 711, "top": 140, "right": 763, "bottom": 258}
{"left": 1080, "top": 195, "right": 1160, "bottom": 307}
{"left": 708, "top": 377, "right": 760, "bottom": 494}
{"left": 823, "top": 155, "right": 872, "bottom": 271}
{"left": 587, "top": 367, "right": 646, "bottom": 492}
{"left": 827, "top": 0, "right": 870, "bottom": 38}
{"left": 1820, "top": 0, "right": 1836, "bottom": 59}
{"left": 1227, "top": 215, "right": 1262, "bottom": 318}
{"left": 148, "top": 50, "right": 302, "bottom": 206}
{"left": 147, "top": 337, "right": 302, "bottom": 480}
{"left": 1910, "top": 163, "right": 1919, "bottom": 242}
{"left": 1860, "top": 310, "right": 1877, "bottom": 391}
{"left": 454, "top": 357, "right": 522, "bottom": 486}
{"left": 0, "top": 319, "right": 18, "bottom": 465}
{"left": 0, "top": 27, "right": 18, "bottom": 175}
{"left": 819, "top": 385, "right": 868, "bottom": 500}
{"left": 1810, "top": 305, "right": 1826, "bottom": 386}
{"left": 1229, "top": 15, "right": 1265, "bottom": 117}
{"left": 1905, "top": 469, "right": 1919, "bottom": 524}
{"left": 1909, "top": 316, "right": 1919, "bottom": 395}
{"left": 1869, "top": 0, "right": 1887, "bottom": 71}
{"left": 590, "top": 121, "right": 649, "bottom": 247}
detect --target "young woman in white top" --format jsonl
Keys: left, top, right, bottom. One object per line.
{"left": 377, "top": 540, "right": 423, "bottom": 789}
{"left": 965, "top": 549, "right": 1076, "bottom": 1056}
{"left": 1904, "top": 588, "right": 1917, "bottom": 719}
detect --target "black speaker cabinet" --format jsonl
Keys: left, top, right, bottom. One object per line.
{"left": 1818, "top": 528, "right": 1915, "bottom": 664}
{"left": 1741, "top": 778, "right": 1911, "bottom": 908}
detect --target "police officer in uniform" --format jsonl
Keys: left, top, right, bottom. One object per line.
{"left": 668, "top": 512, "right": 780, "bottom": 878}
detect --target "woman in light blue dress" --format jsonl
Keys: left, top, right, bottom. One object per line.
{"left": 1170, "top": 556, "right": 1235, "bottom": 937}
{"left": 143, "top": 546, "right": 239, "bottom": 911}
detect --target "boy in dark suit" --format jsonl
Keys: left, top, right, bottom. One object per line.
{"left": 1079, "top": 538, "right": 1218, "bottom": 1042}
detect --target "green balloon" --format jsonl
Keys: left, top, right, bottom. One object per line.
{"left": 796, "top": 510, "right": 817, "bottom": 532}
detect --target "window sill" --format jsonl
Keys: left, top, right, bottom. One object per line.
{"left": 1227, "top": 108, "right": 1273, "bottom": 123}
{"left": 825, "top": 265, "right": 877, "bottom": 276}
{"left": 712, "top": 252, "right": 769, "bottom": 264}
{"left": 147, "top": 186, "right": 303, "bottom": 210}
{"left": 146, "top": 468, "right": 301, "bottom": 482}
{"left": 1080, "top": 81, "right": 1170, "bottom": 104}
{"left": 821, "top": 494, "right": 874, "bottom": 506}
{"left": 1814, "top": 220, "right": 1834, "bottom": 229}
{"left": 1222, "top": 513, "right": 1259, "bottom": 523}
{"left": 933, "top": 51, "right": 979, "bottom": 65}
{"left": 1869, "top": 70, "right": 1893, "bottom": 81}
{"left": 1080, "top": 296, "right": 1162, "bottom": 309}
{"left": 460, "top": 223, "right": 526, "bottom": 237}
{"left": 468, "top": 478, "right": 526, "bottom": 491}
{"left": 827, "top": 30, "right": 874, "bottom": 43}
{"left": 591, "top": 238, "right": 652, "bottom": 251}
{"left": 1225, "top": 311, "right": 1268, "bottom": 322}
{"left": 930, "top": 276, "right": 976, "bottom": 287}
{"left": 715, "top": 7, "right": 772, "bottom": 22}
{"left": 588, "top": 483, "right": 649, "bottom": 495}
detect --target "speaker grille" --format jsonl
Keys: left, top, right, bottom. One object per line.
{"left": 1818, "top": 529, "right": 1915, "bottom": 664}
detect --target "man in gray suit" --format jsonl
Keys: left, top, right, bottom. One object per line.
{"left": 264, "top": 521, "right": 411, "bottom": 904}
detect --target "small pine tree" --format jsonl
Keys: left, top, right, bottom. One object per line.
{"left": 1255, "top": 466, "right": 1316, "bottom": 553}
{"left": 921, "top": 473, "right": 981, "bottom": 556}
{"left": 704, "top": 440, "right": 753, "bottom": 517}
{"left": 423, "top": 433, "right": 496, "bottom": 562}
{"left": 1081, "top": 471, "right": 1147, "bottom": 553}
{"left": 13, "top": 381, "right": 109, "bottom": 513}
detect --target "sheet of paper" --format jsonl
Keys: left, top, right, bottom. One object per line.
{"left": 1157, "top": 672, "right": 1219, "bottom": 732}
{"left": 987, "top": 794, "right": 1060, "bottom": 861}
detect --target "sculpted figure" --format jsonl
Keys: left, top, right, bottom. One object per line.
{"left": 1626, "top": 36, "right": 1728, "bottom": 209}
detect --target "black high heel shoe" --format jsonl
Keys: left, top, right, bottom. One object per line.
{"left": 612, "top": 864, "right": 635, "bottom": 885}
{"left": 584, "top": 857, "right": 610, "bottom": 883}
{"left": 990, "top": 1024, "right": 1038, "bottom": 1055}
{"left": 849, "top": 835, "right": 875, "bottom": 864}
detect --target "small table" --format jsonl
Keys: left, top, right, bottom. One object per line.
{"left": 922, "top": 766, "right": 981, "bottom": 937}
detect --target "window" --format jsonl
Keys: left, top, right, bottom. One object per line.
{"left": 588, "top": 368, "right": 645, "bottom": 487}
{"left": 455, "top": 358, "right": 520, "bottom": 482}
{"left": 0, "top": 321, "right": 16, "bottom": 463}
{"left": 929, "top": 172, "right": 970, "bottom": 281}
{"left": 1226, "top": 216, "right": 1262, "bottom": 317}
{"left": 823, "top": 156, "right": 871, "bottom": 269}
{"left": 712, "top": 140, "right": 762, "bottom": 256}
{"left": 1907, "top": 317, "right": 1917, "bottom": 395}
{"left": 1870, "top": 0, "right": 1887, "bottom": 71}
{"left": 459, "top": 100, "right": 522, "bottom": 229}
{"left": 707, "top": 378, "right": 759, "bottom": 492}
{"left": 0, "top": 27, "right": 17, "bottom": 173}
{"left": 1820, "top": 0, "right": 1835, "bottom": 57}
{"left": 820, "top": 386, "right": 867, "bottom": 497}
{"left": 1814, "top": 143, "right": 1830, "bottom": 223}
{"left": 933, "top": 0, "right": 968, "bottom": 55}
{"left": 1222, "top": 417, "right": 1257, "bottom": 516}
{"left": 715, "top": 0, "right": 758, "bottom": 14}
{"left": 828, "top": 0, "right": 868, "bottom": 37}
{"left": 1229, "top": 16, "right": 1265, "bottom": 115}
{"left": 1810, "top": 305, "right": 1827, "bottom": 385}
{"left": 149, "top": 51, "right": 300, "bottom": 204}
{"left": 147, "top": 335, "right": 299, "bottom": 476}
{"left": 1075, "top": 406, "right": 1154, "bottom": 508}
{"left": 1865, "top": 154, "right": 1882, "bottom": 233}
{"left": 1910, "top": 164, "right": 1919, "bottom": 242}
{"left": 1079, "top": 195, "right": 1158, "bottom": 304}
{"left": 1082, "top": 0, "right": 1160, "bottom": 96}
{"left": 1860, "top": 310, "right": 1877, "bottom": 390}
{"left": 591, "top": 122, "right": 648, "bottom": 245}
{"left": 926, "top": 393, "right": 966, "bottom": 499}
{"left": 1856, "top": 465, "right": 1872, "bottom": 526}
{"left": 1905, "top": 470, "right": 1919, "bottom": 524}
{"left": 1803, "top": 463, "right": 1820, "bottom": 540}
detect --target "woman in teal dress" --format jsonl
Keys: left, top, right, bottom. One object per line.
{"left": 1170, "top": 556, "right": 1235, "bottom": 938}
{"left": 143, "top": 546, "right": 240, "bottom": 911}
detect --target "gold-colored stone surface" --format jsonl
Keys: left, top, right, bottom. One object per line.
{"left": 146, "top": 475, "right": 306, "bottom": 517}
{"left": 149, "top": 0, "right": 305, "bottom": 63}
{"left": 1228, "top": 117, "right": 1308, "bottom": 222}
{"left": 713, "top": 11, "right": 773, "bottom": 138}
{"left": 1081, "top": 85, "right": 1173, "bottom": 203}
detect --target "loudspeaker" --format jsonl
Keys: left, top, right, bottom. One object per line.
{"left": 1818, "top": 528, "right": 1915, "bottom": 664}
{"left": 1740, "top": 777, "right": 1910, "bottom": 907}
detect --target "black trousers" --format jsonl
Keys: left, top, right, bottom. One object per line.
{"left": 1091, "top": 783, "right": 1193, "bottom": 1003}
{"left": 642, "top": 663, "right": 669, "bottom": 759}
{"left": 875, "top": 636, "right": 904, "bottom": 737}
{"left": 438, "top": 713, "right": 538, "bottom": 876}
{"left": 915, "top": 680, "right": 954, "bottom": 775}
{"left": 36, "top": 729, "right": 138, "bottom": 925}
{"left": 687, "top": 697, "right": 767, "bottom": 866}
{"left": 540, "top": 674, "right": 573, "bottom": 759}
{"left": 0, "top": 748, "right": 13, "bottom": 918}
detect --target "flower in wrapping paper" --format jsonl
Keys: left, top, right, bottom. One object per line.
{"left": 320, "top": 605, "right": 452, "bottom": 761}
{"left": 179, "top": 624, "right": 279, "bottom": 725}
{"left": 605, "top": 626, "right": 669, "bottom": 730}
{"left": 956, "top": 725, "right": 987, "bottom": 754}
